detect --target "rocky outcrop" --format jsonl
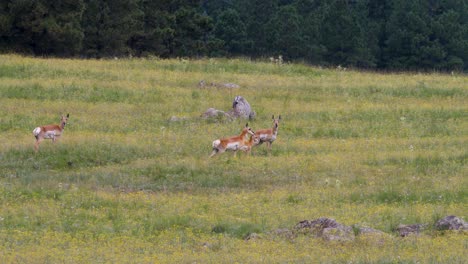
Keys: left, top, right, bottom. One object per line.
{"left": 202, "top": 96, "right": 255, "bottom": 121}
{"left": 294, "top": 218, "right": 355, "bottom": 241}
{"left": 396, "top": 224, "right": 427, "bottom": 237}
{"left": 256, "top": 215, "right": 467, "bottom": 244}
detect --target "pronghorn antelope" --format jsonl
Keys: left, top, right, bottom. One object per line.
{"left": 32, "top": 114, "right": 69, "bottom": 152}
{"left": 210, "top": 123, "right": 255, "bottom": 158}
{"left": 240, "top": 133, "right": 260, "bottom": 155}
{"left": 255, "top": 115, "right": 281, "bottom": 152}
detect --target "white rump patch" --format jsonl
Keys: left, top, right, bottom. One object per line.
{"left": 33, "top": 127, "right": 41, "bottom": 136}
{"left": 212, "top": 139, "right": 221, "bottom": 148}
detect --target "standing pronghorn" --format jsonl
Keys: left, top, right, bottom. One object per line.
{"left": 210, "top": 123, "right": 255, "bottom": 158}
{"left": 255, "top": 115, "right": 281, "bottom": 153}
{"left": 33, "top": 114, "right": 69, "bottom": 152}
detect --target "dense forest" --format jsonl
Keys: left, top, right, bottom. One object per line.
{"left": 0, "top": 0, "right": 467, "bottom": 71}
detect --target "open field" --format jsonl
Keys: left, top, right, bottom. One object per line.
{"left": 0, "top": 54, "right": 467, "bottom": 263}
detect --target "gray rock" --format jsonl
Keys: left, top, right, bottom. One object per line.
{"left": 294, "top": 218, "right": 355, "bottom": 241}
{"left": 295, "top": 218, "right": 340, "bottom": 231}
{"left": 201, "top": 108, "right": 228, "bottom": 119}
{"left": 223, "top": 83, "right": 240, "bottom": 89}
{"left": 168, "top": 116, "right": 187, "bottom": 122}
{"left": 198, "top": 80, "right": 206, "bottom": 88}
{"left": 396, "top": 224, "right": 426, "bottom": 237}
{"left": 244, "top": 233, "right": 261, "bottom": 241}
{"left": 355, "top": 226, "right": 386, "bottom": 235}
{"left": 227, "top": 95, "right": 256, "bottom": 120}
{"left": 322, "top": 226, "right": 355, "bottom": 241}
{"left": 435, "top": 215, "right": 468, "bottom": 231}
{"left": 202, "top": 96, "right": 255, "bottom": 121}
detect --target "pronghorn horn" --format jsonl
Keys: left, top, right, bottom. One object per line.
{"left": 67, "top": 113, "right": 70, "bottom": 117}
{"left": 279, "top": 115, "right": 281, "bottom": 120}
{"left": 245, "top": 123, "right": 249, "bottom": 127}
{"left": 272, "top": 115, "right": 274, "bottom": 119}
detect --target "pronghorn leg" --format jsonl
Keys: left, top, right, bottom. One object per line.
{"left": 209, "top": 149, "right": 218, "bottom": 158}
{"left": 34, "top": 139, "right": 43, "bottom": 152}
{"left": 210, "top": 148, "right": 225, "bottom": 158}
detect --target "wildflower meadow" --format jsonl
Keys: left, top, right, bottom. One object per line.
{"left": 0, "top": 55, "right": 466, "bottom": 263}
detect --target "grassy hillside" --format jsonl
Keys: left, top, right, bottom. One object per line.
{"left": 0, "top": 54, "right": 466, "bottom": 263}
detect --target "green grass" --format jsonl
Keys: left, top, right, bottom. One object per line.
{"left": 0, "top": 54, "right": 467, "bottom": 263}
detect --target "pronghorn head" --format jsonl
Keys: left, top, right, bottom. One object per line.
{"left": 272, "top": 115, "right": 281, "bottom": 129}
{"left": 244, "top": 123, "right": 255, "bottom": 136}
{"left": 61, "top": 113, "right": 69, "bottom": 126}
{"left": 251, "top": 134, "right": 261, "bottom": 145}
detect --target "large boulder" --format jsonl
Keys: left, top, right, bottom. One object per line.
{"left": 227, "top": 95, "right": 256, "bottom": 120}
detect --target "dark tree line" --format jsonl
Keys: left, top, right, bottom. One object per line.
{"left": 0, "top": 0, "right": 467, "bottom": 71}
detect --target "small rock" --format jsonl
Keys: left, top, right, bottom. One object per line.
{"left": 355, "top": 226, "right": 386, "bottom": 235}
{"left": 396, "top": 224, "right": 426, "bottom": 237}
{"left": 169, "top": 116, "right": 186, "bottom": 122}
{"left": 198, "top": 80, "right": 206, "bottom": 88}
{"left": 223, "top": 83, "right": 240, "bottom": 89}
{"left": 198, "top": 80, "right": 240, "bottom": 89}
{"left": 202, "top": 242, "right": 212, "bottom": 249}
{"left": 244, "top": 233, "right": 261, "bottom": 241}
